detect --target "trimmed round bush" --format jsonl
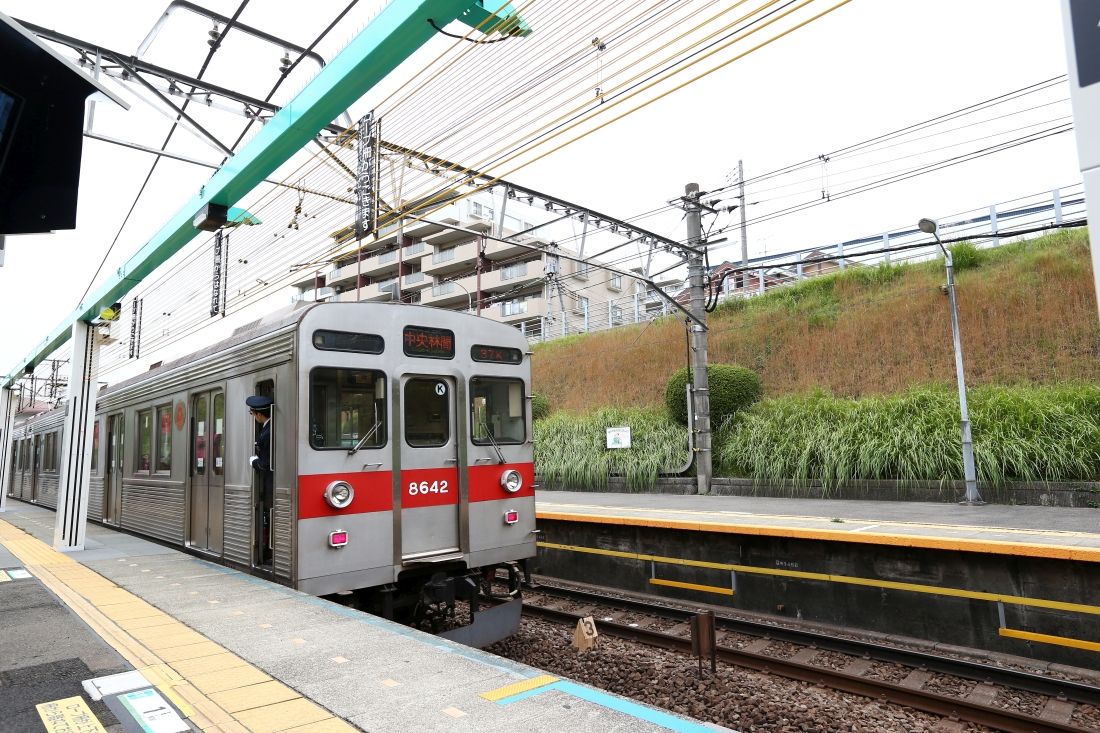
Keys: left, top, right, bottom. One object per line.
{"left": 665, "top": 364, "right": 761, "bottom": 426}
{"left": 530, "top": 392, "right": 551, "bottom": 421}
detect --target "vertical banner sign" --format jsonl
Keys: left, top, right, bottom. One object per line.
{"left": 129, "top": 299, "right": 138, "bottom": 358}
{"left": 355, "top": 111, "right": 379, "bottom": 239}
{"left": 135, "top": 299, "right": 143, "bottom": 359}
{"left": 221, "top": 232, "right": 229, "bottom": 318}
{"left": 210, "top": 229, "right": 223, "bottom": 317}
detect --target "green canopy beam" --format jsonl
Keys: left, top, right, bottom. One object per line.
{"left": 5, "top": 0, "right": 528, "bottom": 388}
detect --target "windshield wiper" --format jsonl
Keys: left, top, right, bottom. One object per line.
{"left": 480, "top": 419, "right": 506, "bottom": 464}
{"left": 348, "top": 419, "right": 382, "bottom": 456}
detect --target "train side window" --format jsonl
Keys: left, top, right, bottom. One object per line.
{"left": 404, "top": 378, "right": 448, "bottom": 447}
{"left": 137, "top": 410, "right": 153, "bottom": 472}
{"left": 309, "top": 368, "right": 386, "bottom": 450}
{"left": 212, "top": 393, "right": 224, "bottom": 476}
{"left": 155, "top": 405, "right": 172, "bottom": 473}
{"left": 470, "top": 378, "right": 525, "bottom": 445}
{"left": 193, "top": 395, "right": 207, "bottom": 476}
{"left": 91, "top": 421, "right": 99, "bottom": 472}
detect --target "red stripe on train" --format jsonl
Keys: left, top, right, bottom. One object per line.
{"left": 298, "top": 471, "right": 392, "bottom": 519}
{"left": 467, "top": 463, "right": 535, "bottom": 502}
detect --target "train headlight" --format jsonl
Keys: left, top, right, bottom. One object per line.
{"left": 500, "top": 469, "right": 523, "bottom": 493}
{"left": 324, "top": 480, "right": 355, "bottom": 509}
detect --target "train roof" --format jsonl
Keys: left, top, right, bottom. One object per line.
{"left": 100, "top": 301, "right": 318, "bottom": 398}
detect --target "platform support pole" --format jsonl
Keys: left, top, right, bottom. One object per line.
{"left": 0, "top": 387, "right": 14, "bottom": 512}
{"left": 52, "top": 321, "right": 102, "bottom": 551}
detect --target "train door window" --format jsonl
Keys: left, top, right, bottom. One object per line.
{"left": 91, "top": 421, "right": 99, "bottom": 472}
{"left": 404, "top": 378, "right": 449, "bottom": 447}
{"left": 470, "top": 378, "right": 526, "bottom": 444}
{"left": 193, "top": 395, "right": 207, "bottom": 476}
{"left": 212, "top": 394, "right": 224, "bottom": 476}
{"left": 309, "top": 369, "right": 385, "bottom": 449}
{"left": 42, "top": 434, "right": 52, "bottom": 472}
{"left": 255, "top": 379, "right": 273, "bottom": 470}
{"left": 137, "top": 410, "right": 153, "bottom": 472}
{"left": 156, "top": 406, "right": 172, "bottom": 473}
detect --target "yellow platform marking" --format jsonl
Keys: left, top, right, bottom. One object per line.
{"left": 539, "top": 540, "right": 1100, "bottom": 616}
{"left": 999, "top": 628, "right": 1100, "bottom": 653}
{"left": 37, "top": 695, "right": 108, "bottom": 733}
{"left": 278, "top": 718, "right": 359, "bottom": 733}
{"left": 190, "top": 666, "right": 272, "bottom": 695}
{"left": 208, "top": 680, "right": 300, "bottom": 713}
{"left": 0, "top": 570, "right": 9, "bottom": 582}
{"left": 233, "top": 697, "right": 333, "bottom": 733}
{"left": 650, "top": 577, "right": 734, "bottom": 596}
{"left": 536, "top": 508, "right": 1100, "bottom": 563}
{"left": 480, "top": 674, "right": 559, "bottom": 702}
{"left": 0, "top": 518, "right": 354, "bottom": 733}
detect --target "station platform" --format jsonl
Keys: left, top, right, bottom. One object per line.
{"left": 535, "top": 490, "right": 1100, "bottom": 560}
{"left": 0, "top": 501, "right": 724, "bottom": 733}
{"left": 534, "top": 491, "right": 1100, "bottom": 670}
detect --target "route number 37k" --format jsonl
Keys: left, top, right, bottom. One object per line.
{"left": 408, "top": 480, "right": 449, "bottom": 496}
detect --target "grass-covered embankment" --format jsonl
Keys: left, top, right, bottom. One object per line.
{"left": 535, "top": 385, "right": 1100, "bottom": 493}
{"left": 715, "top": 384, "right": 1100, "bottom": 492}
{"left": 533, "top": 228, "right": 1099, "bottom": 410}
{"left": 535, "top": 408, "right": 690, "bottom": 490}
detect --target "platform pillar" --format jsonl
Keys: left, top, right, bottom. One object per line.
{"left": 52, "top": 321, "right": 102, "bottom": 551}
{"left": 0, "top": 386, "right": 14, "bottom": 512}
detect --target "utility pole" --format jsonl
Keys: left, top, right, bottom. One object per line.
{"left": 685, "top": 183, "right": 712, "bottom": 495}
{"left": 738, "top": 160, "right": 748, "bottom": 267}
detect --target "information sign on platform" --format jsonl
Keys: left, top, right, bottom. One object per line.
{"left": 606, "top": 426, "right": 631, "bottom": 449}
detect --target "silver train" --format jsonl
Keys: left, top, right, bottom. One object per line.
{"left": 7, "top": 302, "right": 536, "bottom": 645}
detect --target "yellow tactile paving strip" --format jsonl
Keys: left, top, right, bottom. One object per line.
{"left": 536, "top": 504, "right": 1100, "bottom": 563}
{"left": 0, "top": 520, "right": 357, "bottom": 733}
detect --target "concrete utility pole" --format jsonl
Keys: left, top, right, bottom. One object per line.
{"left": 738, "top": 160, "right": 748, "bottom": 267}
{"left": 685, "top": 183, "right": 712, "bottom": 495}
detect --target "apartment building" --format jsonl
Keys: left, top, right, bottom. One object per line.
{"left": 291, "top": 194, "right": 653, "bottom": 340}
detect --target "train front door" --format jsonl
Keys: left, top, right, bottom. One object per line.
{"left": 104, "top": 413, "right": 124, "bottom": 524}
{"left": 189, "top": 391, "right": 224, "bottom": 554}
{"left": 399, "top": 375, "right": 460, "bottom": 560}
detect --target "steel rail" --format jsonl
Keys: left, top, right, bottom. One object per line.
{"left": 528, "top": 579, "right": 1100, "bottom": 707}
{"left": 522, "top": 601, "right": 1085, "bottom": 733}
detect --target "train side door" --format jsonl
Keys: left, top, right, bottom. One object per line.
{"left": 29, "top": 435, "right": 39, "bottom": 502}
{"left": 399, "top": 376, "right": 460, "bottom": 559}
{"left": 189, "top": 391, "right": 225, "bottom": 554}
{"left": 104, "top": 413, "right": 124, "bottom": 525}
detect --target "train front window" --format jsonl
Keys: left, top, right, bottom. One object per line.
{"left": 471, "top": 378, "right": 525, "bottom": 445}
{"left": 310, "top": 368, "right": 386, "bottom": 450}
{"left": 404, "top": 378, "right": 449, "bottom": 447}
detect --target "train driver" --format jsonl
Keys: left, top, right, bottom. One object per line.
{"left": 247, "top": 395, "right": 273, "bottom": 562}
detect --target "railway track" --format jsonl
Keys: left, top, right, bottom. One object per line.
{"left": 519, "top": 580, "right": 1100, "bottom": 733}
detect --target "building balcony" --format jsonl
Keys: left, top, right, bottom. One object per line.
{"left": 421, "top": 240, "right": 481, "bottom": 277}
{"left": 327, "top": 243, "right": 428, "bottom": 286}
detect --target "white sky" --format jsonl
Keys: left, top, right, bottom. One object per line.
{"left": 0, "top": 0, "right": 1084, "bottom": 390}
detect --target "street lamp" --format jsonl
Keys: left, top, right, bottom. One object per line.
{"left": 451, "top": 280, "right": 474, "bottom": 313}
{"left": 918, "top": 218, "right": 982, "bottom": 505}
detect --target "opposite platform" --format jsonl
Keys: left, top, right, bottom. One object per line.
{"left": 0, "top": 502, "right": 725, "bottom": 733}
{"left": 533, "top": 491, "right": 1100, "bottom": 668}
{"left": 536, "top": 490, "right": 1100, "bottom": 561}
